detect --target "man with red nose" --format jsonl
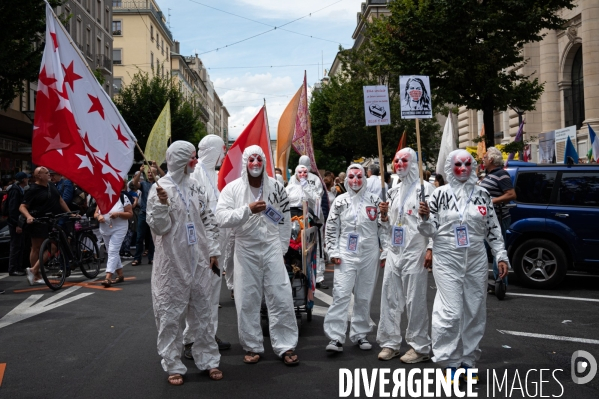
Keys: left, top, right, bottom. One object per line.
{"left": 376, "top": 148, "right": 434, "bottom": 363}
{"left": 417, "top": 149, "right": 509, "bottom": 384}
{"left": 216, "top": 145, "right": 299, "bottom": 366}
{"left": 324, "top": 164, "right": 389, "bottom": 353}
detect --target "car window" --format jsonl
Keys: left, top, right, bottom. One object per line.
{"left": 515, "top": 172, "right": 556, "bottom": 204}
{"left": 557, "top": 172, "right": 599, "bottom": 207}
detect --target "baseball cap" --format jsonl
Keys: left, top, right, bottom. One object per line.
{"left": 14, "top": 172, "right": 28, "bottom": 180}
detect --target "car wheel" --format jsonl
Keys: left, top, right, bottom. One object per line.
{"left": 512, "top": 238, "right": 567, "bottom": 289}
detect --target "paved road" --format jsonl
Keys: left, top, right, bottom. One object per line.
{"left": 1, "top": 263, "right": 598, "bottom": 399}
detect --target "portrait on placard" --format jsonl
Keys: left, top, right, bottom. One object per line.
{"left": 399, "top": 75, "right": 433, "bottom": 119}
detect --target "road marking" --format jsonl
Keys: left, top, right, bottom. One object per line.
{"left": 498, "top": 330, "right": 599, "bottom": 345}
{"left": 313, "top": 289, "right": 376, "bottom": 325}
{"left": 508, "top": 292, "right": 599, "bottom": 303}
{"left": 0, "top": 273, "right": 8, "bottom": 280}
{"left": 0, "top": 286, "right": 94, "bottom": 330}
{"left": 0, "top": 363, "right": 5, "bottom": 386}
{"left": 13, "top": 277, "right": 136, "bottom": 294}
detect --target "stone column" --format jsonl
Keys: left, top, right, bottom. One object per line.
{"left": 539, "top": 29, "right": 560, "bottom": 132}
{"left": 502, "top": 110, "right": 511, "bottom": 143}
{"left": 581, "top": 0, "right": 599, "bottom": 128}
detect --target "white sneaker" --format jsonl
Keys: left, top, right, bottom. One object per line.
{"left": 26, "top": 268, "right": 35, "bottom": 286}
{"left": 378, "top": 348, "right": 401, "bottom": 360}
{"left": 357, "top": 339, "right": 372, "bottom": 350}
{"left": 326, "top": 340, "right": 343, "bottom": 352}
{"left": 400, "top": 348, "right": 431, "bottom": 363}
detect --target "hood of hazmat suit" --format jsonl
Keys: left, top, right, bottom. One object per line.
{"left": 215, "top": 145, "right": 298, "bottom": 357}
{"left": 146, "top": 140, "right": 221, "bottom": 375}
{"left": 417, "top": 148, "right": 510, "bottom": 368}
{"left": 323, "top": 163, "right": 389, "bottom": 344}
{"left": 286, "top": 165, "right": 319, "bottom": 209}
{"left": 191, "top": 134, "right": 225, "bottom": 212}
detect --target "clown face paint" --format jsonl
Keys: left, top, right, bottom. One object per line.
{"left": 394, "top": 149, "right": 411, "bottom": 178}
{"left": 248, "top": 154, "right": 264, "bottom": 177}
{"left": 347, "top": 168, "right": 363, "bottom": 192}
{"left": 296, "top": 167, "right": 308, "bottom": 181}
{"left": 452, "top": 151, "right": 473, "bottom": 182}
{"left": 216, "top": 145, "right": 227, "bottom": 167}
{"left": 187, "top": 152, "right": 198, "bottom": 174}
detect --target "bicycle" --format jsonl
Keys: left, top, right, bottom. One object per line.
{"left": 35, "top": 212, "right": 103, "bottom": 290}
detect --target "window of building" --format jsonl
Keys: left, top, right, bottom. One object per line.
{"left": 96, "top": 37, "right": 102, "bottom": 56}
{"left": 161, "top": 39, "right": 164, "bottom": 55}
{"left": 86, "top": 27, "right": 91, "bottom": 57}
{"left": 151, "top": 52, "right": 154, "bottom": 69}
{"left": 112, "top": 20, "right": 122, "bottom": 35}
{"left": 571, "top": 47, "right": 585, "bottom": 130}
{"left": 97, "top": 0, "right": 102, "bottom": 23}
{"left": 113, "top": 49, "right": 122, "bottom": 64}
{"left": 105, "top": 8, "right": 109, "bottom": 30}
{"left": 64, "top": 7, "right": 71, "bottom": 34}
{"left": 76, "top": 18, "right": 82, "bottom": 44}
{"left": 515, "top": 172, "right": 557, "bottom": 205}
{"left": 112, "top": 1, "right": 121, "bottom": 6}
{"left": 558, "top": 172, "right": 599, "bottom": 207}
{"left": 113, "top": 78, "right": 122, "bottom": 94}
{"left": 156, "top": 33, "right": 160, "bottom": 49}
{"left": 151, "top": 25, "right": 154, "bottom": 41}
{"left": 85, "top": 0, "right": 90, "bottom": 13}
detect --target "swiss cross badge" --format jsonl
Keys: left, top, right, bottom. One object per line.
{"left": 478, "top": 206, "right": 487, "bottom": 216}
{"left": 366, "top": 206, "right": 378, "bottom": 221}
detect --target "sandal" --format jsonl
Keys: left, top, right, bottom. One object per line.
{"left": 112, "top": 275, "right": 125, "bottom": 284}
{"left": 167, "top": 374, "right": 184, "bottom": 386}
{"left": 101, "top": 279, "right": 112, "bottom": 288}
{"left": 208, "top": 368, "right": 223, "bottom": 381}
{"left": 243, "top": 351, "right": 261, "bottom": 364}
{"left": 131, "top": 260, "right": 141, "bottom": 266}
{"left": 282, "top": 350, "right": 299, "bottom": 366}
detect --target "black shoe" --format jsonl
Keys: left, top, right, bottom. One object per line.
{"left": 216, "top": 336, "right": 231, "bottom": 350}
{"left": 487, "top": 283, "right": 495, "bottom": 294}
{"left": 316, "top": 282, "right": 329, "bottom": 289}
{"left": 184, "top": 343, "right": 193, "bottom": 360}
{"left": 495, "top": 278, "right": 506, "bottom": 300}
{"left": 9, "top": 271, "right": 26, "bottom": 276}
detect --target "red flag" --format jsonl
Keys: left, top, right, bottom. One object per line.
{"left": 396, "top": 130, "right": 407, "bottom": 153}
{"left": 33, "top": 4, "right": 135, "bottom": 213}
{"left": 218, "top": 106, "right": 273, "bottom": 190}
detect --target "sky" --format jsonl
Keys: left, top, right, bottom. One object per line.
{"left": 155, "top": 0, "right": 365, "bottom": 140}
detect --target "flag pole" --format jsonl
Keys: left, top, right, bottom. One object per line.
{"left": 376, "top": 124, "right": 386, "bottom": 201}
{"left": 415, "top": 118, "right": 425, "bottom": 202}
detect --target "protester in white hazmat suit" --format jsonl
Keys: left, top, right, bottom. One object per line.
{"left": 376, "top": 148, "right": 434, "bottom": 362}
{"left": 181, "top": 135, "right": 231, "bottom": 359}
{"left": 147, "top": 141, "right": 222, "bottom": 385}
{"left": 324, "top": 164, "right": 388, "bottom": 352}
{"left": 286, "top": 165, "right": 319, "bottom": 209}
{"left": 215, "top": 145, "right": 299, "bottom": 366}
{"left": 289, "top": 155, "right": 327, "bottom": 288}
{"left": 418, "top": 149, "right": 509, "bottom": 383}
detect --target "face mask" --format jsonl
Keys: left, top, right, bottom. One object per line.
{"left": 187, "top": 153, "right": 198, "bottom": 174}
{"left": 347, "top": 168, "right": 363, "bottom": 192}
{"left": 394, "top": 150, "right": 411, "bottom": 178}
{"left": 452, "top": 152, "right": 473, "bottom": 182}
{"left": 296, "top": 168, "right": 308, "bottom": 181}
{"left": 216, "top": 145, "right": 226, "bottom": 168}
{"left": 248, "top": 154, "right": 263, "bottom": 177}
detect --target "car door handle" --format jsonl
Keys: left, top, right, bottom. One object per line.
{"left": 555, "top": 213, "right": 569, "bottom": 218}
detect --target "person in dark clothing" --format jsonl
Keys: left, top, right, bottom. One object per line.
{"left": 50, "top": 170, "right": 74, "bottom": 209}
{"left": 7, "top": 172, "right": 29, "bottom": 276}
{"left": 19, "top": 167, "right": 73, "bottom": 285}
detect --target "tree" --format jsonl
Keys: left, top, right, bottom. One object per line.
{"left": 0, "top": 0, "right": 62, "bottom": 109}
{"left": 308, "top": 47, "right": 441, "bottom": 175}
{"left": 367, "top": 0, "right": 575, "bottom": 148}
{"left": 113, "top": 71, "right": 207, "bottom": 157}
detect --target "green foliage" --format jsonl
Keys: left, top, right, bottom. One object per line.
{"left": 0, "top": 0, "right": 63, "bottom": 109}
{"left": 93, "top": 69, "right": 105, "bottom": 86}
{"left": 367, "top": 0, "right": 575, "bottom": 147}
{"left": 113, "top": 71, "right": 207, "bottom": 155}
{"left": 502, "top": 136, "right": 537, "bottom": 155}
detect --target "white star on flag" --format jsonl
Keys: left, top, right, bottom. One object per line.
{"left": 75, "top": 153, "right": 94, "bottom": 174}
{"left": 104, "top": 179, "right": 116, "bottom": 201}
{"left": 44, "top": 132, "right": 69, "bottom": 155}
{"left": 55, "top": 94, "right": 72, "bottom": 112}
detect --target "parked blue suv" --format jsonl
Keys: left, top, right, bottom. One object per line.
{"left": 504, "top": 161, "right": 599, "bottom": 288}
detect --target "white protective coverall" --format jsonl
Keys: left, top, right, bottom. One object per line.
{"left": 286, "top": 165, "right": 319, "bottom": 209}
{"left": 215, "top": 145, "right": 298, "bottom": 357}
{"left": 181, "top": 134, "right": 228, "bottom": 345}
{"left": 366, "top": 174, "right": 388, "bottom": 199}
{"left": 377, "top": 148, "right": 433, "bottom": 353}
{"left": 147, "top": 141, "right": 221, "bottom": 375}
{"left": 324, "top": 164, "right": 388, "bottom": 344}
{"left": 289, "top": 155, "right": 326, "bottom": 283}
{"left": 418, "top": 149, "right": 510, "bottom": 368}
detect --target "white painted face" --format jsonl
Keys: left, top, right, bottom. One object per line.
{"left": 347, "top": 168, "right": 364, "bottom": 192}
{"left": 394, "top": 149, "right": 411, "bottom": 178}
{"left": 247, "top": 154, "right": 264, "bottom": 177}
{"left": 296, "top": 166, "right": 308, "bottom": 181}
{"left": 452, "top": 150, "right": 473, "bottom": 182}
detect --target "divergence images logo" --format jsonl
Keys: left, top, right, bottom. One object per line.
{"left": 571, "top": 350, "right": 597, "bottom": 385}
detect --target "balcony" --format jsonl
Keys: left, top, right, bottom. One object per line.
{"left": 113, "top": 1, "right": 173, "bottom": 41}
{"left": 112, "top": 29, "right": 122, "bottom": 35}
{"left": 96, "top": 54, "right": 112, "bottom": 73}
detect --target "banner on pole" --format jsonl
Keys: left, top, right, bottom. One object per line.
{"left": 363, "top": 85, "right": 391, "bottom": 126}
{"left": 399, "top": 75, "right": 433, "bottom": 119}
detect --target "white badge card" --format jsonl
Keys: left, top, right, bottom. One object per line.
{"left": 186, "top": 222, "right": 197, "bottom": 245}
{"left": 264, "top": 205, "right": 283, "bottom": 225}
{"left": 454, "top": 224, "right": 470, "bottom": 248}
{"left": 347, "top": 233, "right": 360, "bottom": 253}
{"left": 392, "top": 226, "right": 405, "bottom": 247}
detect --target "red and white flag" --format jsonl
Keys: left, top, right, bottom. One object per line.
{"left": 33, "top": 3, "right": 136, "bottom": 213}
{"left": 218, "top": 106, "right": 274, "bottom": 190}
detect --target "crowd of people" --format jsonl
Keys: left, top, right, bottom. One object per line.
{"left": 1, "top": 138, "right": 514, "bottom": 386}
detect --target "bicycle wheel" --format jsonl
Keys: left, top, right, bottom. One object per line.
{"left": 77, "top": 232, "right": 101, "bottom": 279}
{"left": 39, "top": 238, "right": 68, "bottom": 291}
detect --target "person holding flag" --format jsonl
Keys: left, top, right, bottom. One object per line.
{"left": 147, "top": 141, "right": 222, "bottom": 385}
{"left": 215, "top": 145, "right": 299, "bottom": 366}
